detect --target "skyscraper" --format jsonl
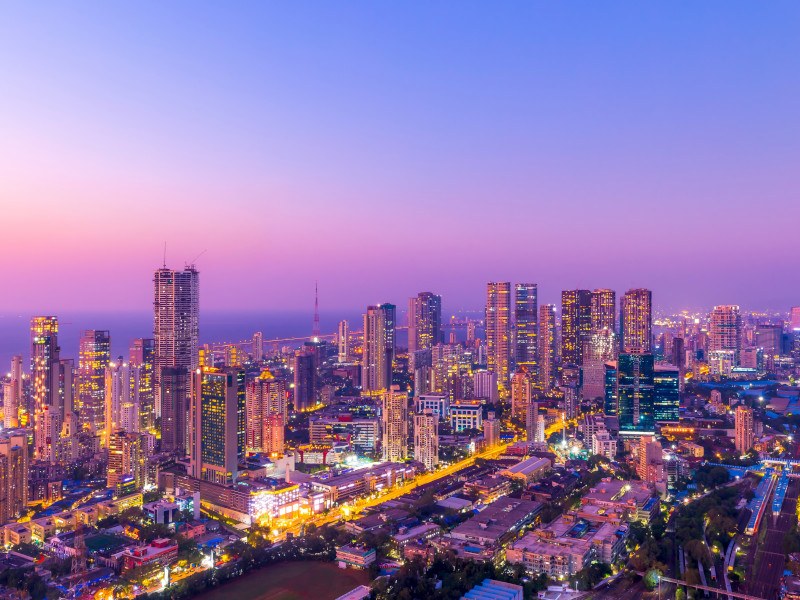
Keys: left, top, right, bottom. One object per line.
{"left": 31, "top": 317, "right": 61, "bottom": 463}
{"left": 582, "top": 330, "right": 618, "bottom": 400}
{"left": 0, "top": 433, "right": 28, "bottom": 523}
{"left": 604, "top": 361, "right": 618, "bottom": 416}
{"left": 3, "top": 356, "right": 23, "bottom": 429}
{"left": 379, "top": 303, "right": 397, "bottom": 365}
{"left": 190, "top": 366, "right": 246, "bottom": 485}
{"left": 160, "top": 367, "right": 189, "bottom": 455}
{"left": 709, "top": 305, "right": 742, "bottom": 364}
{"left": 107, "top": 429, "right": 145, "bottom": 491}
{"left": 617, "top": 352, "right": 655, "bottom": 435}
{"left": 252, "top": 331, "right": 264, "bottom": 363}
{"left": 338, "top": 320, "right": 350, "bottom": 363}
{"left": 408, "top": 292, "right": 442, "bottom": 356}
{"left": 620, "top": 289, "right": 652, "bottom": 353}
{"left": 791, "top": 307, "right": 800, "bottom": 332}
{"left": 637, "top": 436, "right": 664, "bottom": 484}
{"left": 54, "top": 359, "right": 76, "bottom": 463}
{"left": 484, "top": 411, "right": 501, "bottom": 447}
{"left": 78, "top": 330, "right": 111, "bottom": 435}
{"left": 263, "top": 413, "right": 285, "bottom": 455}
{"left": 734, "top": 405, "right": 754, "bottom": 453}
{"left": 154, "top": 266, "right": 199, "bottom": 418}
{"left": 293, "top": 350, "right": 317, "bottom": 410}
{"left": 363, "top": 306, "right": 391, "bottom": 393}
{"left": 654, "top": 365, "right": 680, "bottom": 422}
{"left": 381, "top": 386, "right": 408, "bottom": 462}
{"left": 538, "top": 304, "right": 557, "bottom": 392}
{"left": 413, "top": 410, "right": 438, "bottom": 471}
{"left": 755, "top": 323, "right": 783, "bottom": 356}
{"left": 246, "top": 370, "right": 287, "bottom": 451}
{"left": 526, "top": 401, "right": 545, "bottom": 443}
{"left": 104, "top": 360, "right": 140, "bottom": 447}
{"left": 514, "top": 283, "right": 538, "bottom": 381}
{"left": 486, "top": 282, "right": 511, "bottom": 394}
{"left": 510, "top": 368, "right": 532, "bottom": 423}
{"left": 561, "top": 290, "right": 592, "bottom": 365}
{"left": 590, "top": 289, "right": 616, "bottom": 334}
{"left": 130, "top": 339, "right": 155, "bottom": 432}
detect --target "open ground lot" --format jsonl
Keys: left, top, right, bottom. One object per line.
{"left": 196, "top": 561, "right": 370, "bottom": 600}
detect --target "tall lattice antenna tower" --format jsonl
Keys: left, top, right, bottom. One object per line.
{"left": 312, "top": 282, "right": 320, "bottom": 338}
{"left": 71, "top": 527, "right": 88, "bottom": 576}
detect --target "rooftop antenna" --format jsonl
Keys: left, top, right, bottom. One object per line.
{"left": 163, "top": 242, "right": 167, "bottom": 268}
{"left": 312, "top": 281, "right": 320, "bottom": 338}
{"left": 187, "top": 249, "right": 207, "bottom": 269}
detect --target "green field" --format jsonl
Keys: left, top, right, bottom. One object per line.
{"left": 197, "top": 561, "right": 371, "bottom": 600}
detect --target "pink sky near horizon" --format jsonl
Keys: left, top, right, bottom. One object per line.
{"left": 1, "top": 3, "right": 798, "bottom": 313}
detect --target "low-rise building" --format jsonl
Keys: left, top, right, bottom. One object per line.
{"left": 392, "top": 523, "right": 441, "bottom": 549}
{"left": 335, "top": 544, "right": 376, "bottom": 569}
{"left": 447, "top": 497, "right": 542, "bottom": 548}
{"left": 177, "top": 475, "right": 301, "bottom": 525}
{"left": 311, "top": 462, "right": 417, "bottom": 504}
{"left": 450, "top": 400, "right": 483, "bottom": 432}
{"left": 581, "top": 479, "right": 658, "bottom": 523}
{"left": 499, "top": 456, "right": 551, "bottom": 484}
{"left": 591, "top": 431, "right": 617, "bottom": 460}
{"left": 462, "top": 579, "right": 523, "bottom": 600}
{"left": 120, "top": 538, "right": 178, "bottom": 572}
{"left": 506, "top": 513, "right": 628, "bottom": 580}
{"left": 3, "top": 524, "right": 31, "bottom": 547}
{"left": 463, "top": 476, "right": 512, "bottom": 504}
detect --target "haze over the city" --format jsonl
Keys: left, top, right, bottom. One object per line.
{"left": 2, "top": 2, "right": 799, "bottom": 313}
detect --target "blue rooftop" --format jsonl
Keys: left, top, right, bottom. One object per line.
{"left": 462, "top": 579, "right": 523, "bottom": 600}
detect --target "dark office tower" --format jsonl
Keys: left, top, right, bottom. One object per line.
{"left": 160, "top": 367, "right": 188, "bottom": 455}
{"left": 77, "top": 329, "right": 111, "bottom": 436}
{"left": 514, "top": 284, "right": 539, "bottom": 382}
{"left": 672, "top": 337, "right": 685, "bottom": 371}
{"left": 617, "top": 352, "right": 655, "bottom": 435}
{"left": 620, "top": 289, "right": 652, "bottom": 353}
{"left": 590, "top": 289, "right": 616, "bottom": 334}
{"left": 486, "top": 283, "right": 512, "bottom": 394}
{"left": 755, "top": 323, "right": 783, "bottom": 356}
{"left": 561, "top": 290, "right": 592, "bottom": 365}
{"left": 153, "top": 266, "right": 199, "bottom": 419}
{"left": 654, "top": 365, "right": 680, "bottom": 422}
{"left": 293, "top": 350, "right": 317, "bottom": 409}
{"left": 379, "top": 303, "right": 397, "bottom": 364}
{"left": 130, "top": 339, "right": 155, "bottom": 432}
{"left": 408, "top": 293, "right": 442, "bottom": 355}
{"left": 538, "top": 304, "right": 557, "bottom": 392}
{"left": 31, "top": 317, "right": 60, "bottom": 463}
{"left": 604, "top": 361, "right": 618, "bottom": 416}
{"left": 189, "top": 367, "right": 246, "bottom": 485}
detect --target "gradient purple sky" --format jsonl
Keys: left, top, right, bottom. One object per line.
{"left": 1, "top": 3, "right": 798, "bottom": 314}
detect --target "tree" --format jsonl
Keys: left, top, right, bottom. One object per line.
{"left": 643, "top": 569, "right": 662, "bottom": 591}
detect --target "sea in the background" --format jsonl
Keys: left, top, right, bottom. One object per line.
{"left": 0, "top": 309, "right": 483, "bottom": 368}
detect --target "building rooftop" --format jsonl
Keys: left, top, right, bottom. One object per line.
{"left": 509, "top": 515, "right": 627, "bottom": 559}
{"left": 450, "top": 497, "right": 541, "bottom": 545}
{"left": 582, "top": 479, "right": 651, "bottom": 507}
{"left": 501, "top": 456, "right": 551, "bottom": 477}
{"left": 462, "top": 578, "right": 523, "bottom": 600}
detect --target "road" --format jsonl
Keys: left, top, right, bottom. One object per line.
{"left": 747, "top": 477, "right": 799, "bottom": 599}
{"left": 279, "top": 442, "right": 510, "bottom": 539}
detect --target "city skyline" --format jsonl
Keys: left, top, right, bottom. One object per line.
{"left": 2, "top": 3, "right": 799, "bottom": 313}
{"left": 2, "top": 6, "right": 800, "bottom": 600}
